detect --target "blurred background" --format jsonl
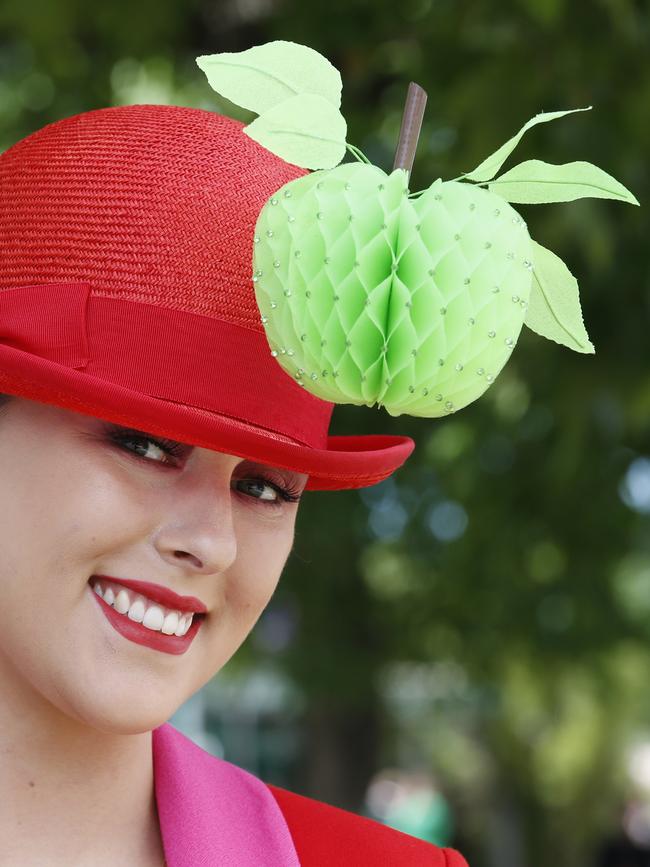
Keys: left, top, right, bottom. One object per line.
{"left": 1, "top": 1, "right": 648, "bottom": 864}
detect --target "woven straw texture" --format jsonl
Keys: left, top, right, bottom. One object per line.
{"left": 0, "top": 103, "right": 307, "bottom": 331}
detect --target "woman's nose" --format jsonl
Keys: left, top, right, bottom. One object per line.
{"left": 152, "top": 476, "right": 239, "bottom": 575}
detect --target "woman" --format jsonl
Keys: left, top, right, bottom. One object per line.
{"left": 0, "top": 97, "right": 468, "bottom": 865}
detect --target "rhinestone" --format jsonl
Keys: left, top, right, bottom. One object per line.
{"left": 428, "top": 269, "right": 435, "bottom": 277}
{"left": 385, "top": 378, "right": 392, "bottom": 385}
{"left": 348, "top": 215, "right": 354, "bottom": 222}
{"left": 434, "top": 194, "right": 442, "bottom": 201}
{"left": 297, "top": 367, "right": 304, "bottom": 374}
{"left": 271, "top": 350, "right": 278, "bottom": 357}
{"left": 255, "top": 269, "right": 263, "bottom": 277}
{"left": 381, "top": 223, "right": 388, "bottom": 230}
{"left": 408, "top": 385, "right": 415, "bottom": 393}
{"left": 353, "top": 260, "right": 360, "bottom": 268}
{"left": 391, "top": 262, "right": 397, "bottom": 272}
{"left": 455, "top": 363, "right": 463, "bottom": 371}
{"left": 405, "top": 300, "right": 412, "bottom": 308}
{"left": 423, "top": 387, "right": 429, "bottom": 396}
{"left": 294, "top": 372, "right": 302, "bottom": 380}
{"left": 512, "top": 295, "right": 520, "bottom": 303}
{"left": 322, "top": 370, "right": 328, "bottom": 376}
{"left": 333, "top": 294, "right": 340, "bottom": 301}
{"left": 261, "top": 315, "right": 268, "bottom": 324}
{"left": 252, "top": 276, "right": 259, "bottom": 283}
{"left": 492, "top": 286, "right": 500, "bottom": 294}
{"left": 477, "top": 367, "right": 484, "bottom": 375}
{"left": 512, "top": 216, "right": 521, "bottom": 224}
{"left": 505, "top": 337, "right": 514, "bottom": 347}
{"left": 287, "top": 349, "right": 295, "bottom": 356}
{"left": 270, "top": 197, "right": 278, "bottom": 205}
{"left": 305, "top": 290, "right": 311, "bottom": 298}
{"left": 415, "top": 224, "right": 421, "bottom": 231}
{"left": 440, "top": 307, "right": 447, "bottom": 315}
{"left": 270, "top": 301, "right": 277, "bottom": 309}
{"left": 284, "top": 189, "right": 292, "bottom": 198}
{"left": 445, "top": 401, "right": 454, "bottom": 411}
{"left": 297, "top": 381, "right": 305, "bottom": 387}
{"left": 254, "top": 235, "right": 260, "bottom": 244}
{"left": 324, "top": 257, "right": 331, "bottom": 264}
{"left": 464, "top": 277, "right": 470, "bottom": 285}
{"left": 345, "top": 339, "right": 352, "bottom": 347}
{"left": 469, "top": 203, "right": 476, "bottom": 211}
{"left": 320, "top": 339, "right": 327, "bottom": 346}
{"left": 316, "top": 211, "right": 324, "bottom": 220}
{"left": 488, "top": 330, "right": 496, "bottom": 338}
{"left": 454, "top": 233, "right": 460, "bottom": 241}
{"left": 273, "top": 260, "right": 280, "bottom": 268}
{"left": 438, "top": 358, "right": 445, "bottom": 366}
{"left": 484, "top": 242, "right": 492, "bottom": 249}
{"left": 364, "top": 298, "right": 370, "bottom": 306}
{"left": 316, "top": 181, "right": 324, "bottom": 190}
{"left": 344, "top": 182, "right": 352, "bottom": 191}
{"left": 506, "top": 251, "right": 515, "bottom": 260}
{"left": 310, "top": 373, "right": 318, "bottom": 380}
{"left": 411, "top": 348, "right": 418, "bottom": 356}
{"left": 266, "top": 229, "right": 274, "bottom": 237}
{"left": 468, "top": 317, "right": 475, "bottom": 325}
{"left": 378, "top": 183, "right": 385, "bottom": 191}
{"left": 435, "top": 393, "right": 443, "bottom": 401}
{"left": 360, "top": 375, "right": 366, "bottom": 382}
{"left": 493, "top": 209, "right": 501, "bottom": 217}
{"left": 300, "top": 334, "right": 307, "bottom": 341}
{"left": 288, "top": 215, "right": 296, "bottom": 223}
{"left": 332, "top": 371, "right": 339, "bottom": 378}
{"left": 294, "top": 250, "right": 302, "bottom": 258}
{"left": 486, "top": 374, "right": 494, "bottom": 383}
{"left": 523, "top": 259, "right": 533, "bottom": 271}
{"left": 283, "top": 289, "right": 292, "bottom": 297}
{"left": 280, "top": 348, "right": 287, "bottom": 355}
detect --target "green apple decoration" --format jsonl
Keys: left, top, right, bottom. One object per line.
{"left": 197, "top": 41, "right": 639, "bottom": 418}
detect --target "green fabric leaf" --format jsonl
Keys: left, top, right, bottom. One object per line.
{"left": 460, "top": 107, "right": 592, "bottom": 183}
{"left": 524, "top": 239, "right": 595, "bottom": 353}
{"left": 488, "top": 159, "right": 640, "bottom": 205}
{"left": 243, "top": 94, "right": 347, "bottom": 169}
{"left": 196, "top": 40, "right": 342, "bottom": 116}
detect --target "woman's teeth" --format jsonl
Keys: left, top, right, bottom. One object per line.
{"left": 92, "top": 580, "right": 195, "bottom": 636}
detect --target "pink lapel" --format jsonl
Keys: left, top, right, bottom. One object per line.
{"left": 152, "top": 722, "right": 301, "bottom": 867}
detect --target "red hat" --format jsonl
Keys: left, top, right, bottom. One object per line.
{"left": 0, "top": 103, "right": 414, "bottom": 490}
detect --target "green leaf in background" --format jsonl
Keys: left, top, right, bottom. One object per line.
{"left": 488, "top": 159, "right": 640, "bottom": 205}
{"left": 459, "top": 107, "right": 592, "bottom": 183}
{"left": 243, "top": 93, "right": 347, "bottom": 169}
{"left": 524, "top": 239, "right": 595, "bottom": 353}
{"left": 196, "top": 40, "right": 343, "bottom": 116}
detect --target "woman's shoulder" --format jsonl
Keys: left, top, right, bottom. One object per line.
{"left": 266, "top": 782, "right": 469, "bottom": 867}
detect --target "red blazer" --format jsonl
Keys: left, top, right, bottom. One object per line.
{"left": 269, "top": 783, "right": 469, "bottom": 866}
{"left": 153, "top": 722, "right": 469, "bottom": 866}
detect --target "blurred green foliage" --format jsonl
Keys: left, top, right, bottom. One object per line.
{"left": 2, "top": 1, "right": 649, "bottom": 864}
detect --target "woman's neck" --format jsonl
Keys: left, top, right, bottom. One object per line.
{"left": 0, "top": 657, "right": 166, "bottom": 866}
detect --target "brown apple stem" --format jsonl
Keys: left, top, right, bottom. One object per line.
{"left": 392, "top": 81, "right": 427, "bottom": 177}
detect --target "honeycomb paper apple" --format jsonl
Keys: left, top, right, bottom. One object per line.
{"left": 197, "top": 41, "right": 639, "bottom": 418}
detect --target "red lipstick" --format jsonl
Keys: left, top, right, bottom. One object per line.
{"left": 89, "top": 584, "right": 205, "bottom": 656}
{"left": 92, "top": 575, "right": 207, "bottom": 614}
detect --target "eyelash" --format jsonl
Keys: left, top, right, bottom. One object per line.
{"left": 107, "top": 431, "right": 302, "bottom": 507}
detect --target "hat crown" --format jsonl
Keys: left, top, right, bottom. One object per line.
{"left": 0, "top": 103, "right": 307, "bottom": 331}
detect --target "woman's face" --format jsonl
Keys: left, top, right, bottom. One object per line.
{"left": 0, "top": 396, "right": 308, "bottom": 734}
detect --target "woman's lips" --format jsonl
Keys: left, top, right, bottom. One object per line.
{"left": 91, "top": 574, "right": 207, "bottom": 614}
{"left": 89, "top": 584, "right": 205, "bottom": 655}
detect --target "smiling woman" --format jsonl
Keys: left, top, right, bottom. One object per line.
{"left": 0, "top": 68, "right": 468, "bottom": 866}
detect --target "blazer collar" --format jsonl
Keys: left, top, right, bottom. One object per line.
{"left": 152, "top": 722, "right": 301, "bottom": 867}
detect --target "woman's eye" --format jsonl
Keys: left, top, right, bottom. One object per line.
{"left": 112, "top": 433, "right": 183, "bottom": 464}
{"left": 110, "top": 431, "right": 301, "bottom": 507}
